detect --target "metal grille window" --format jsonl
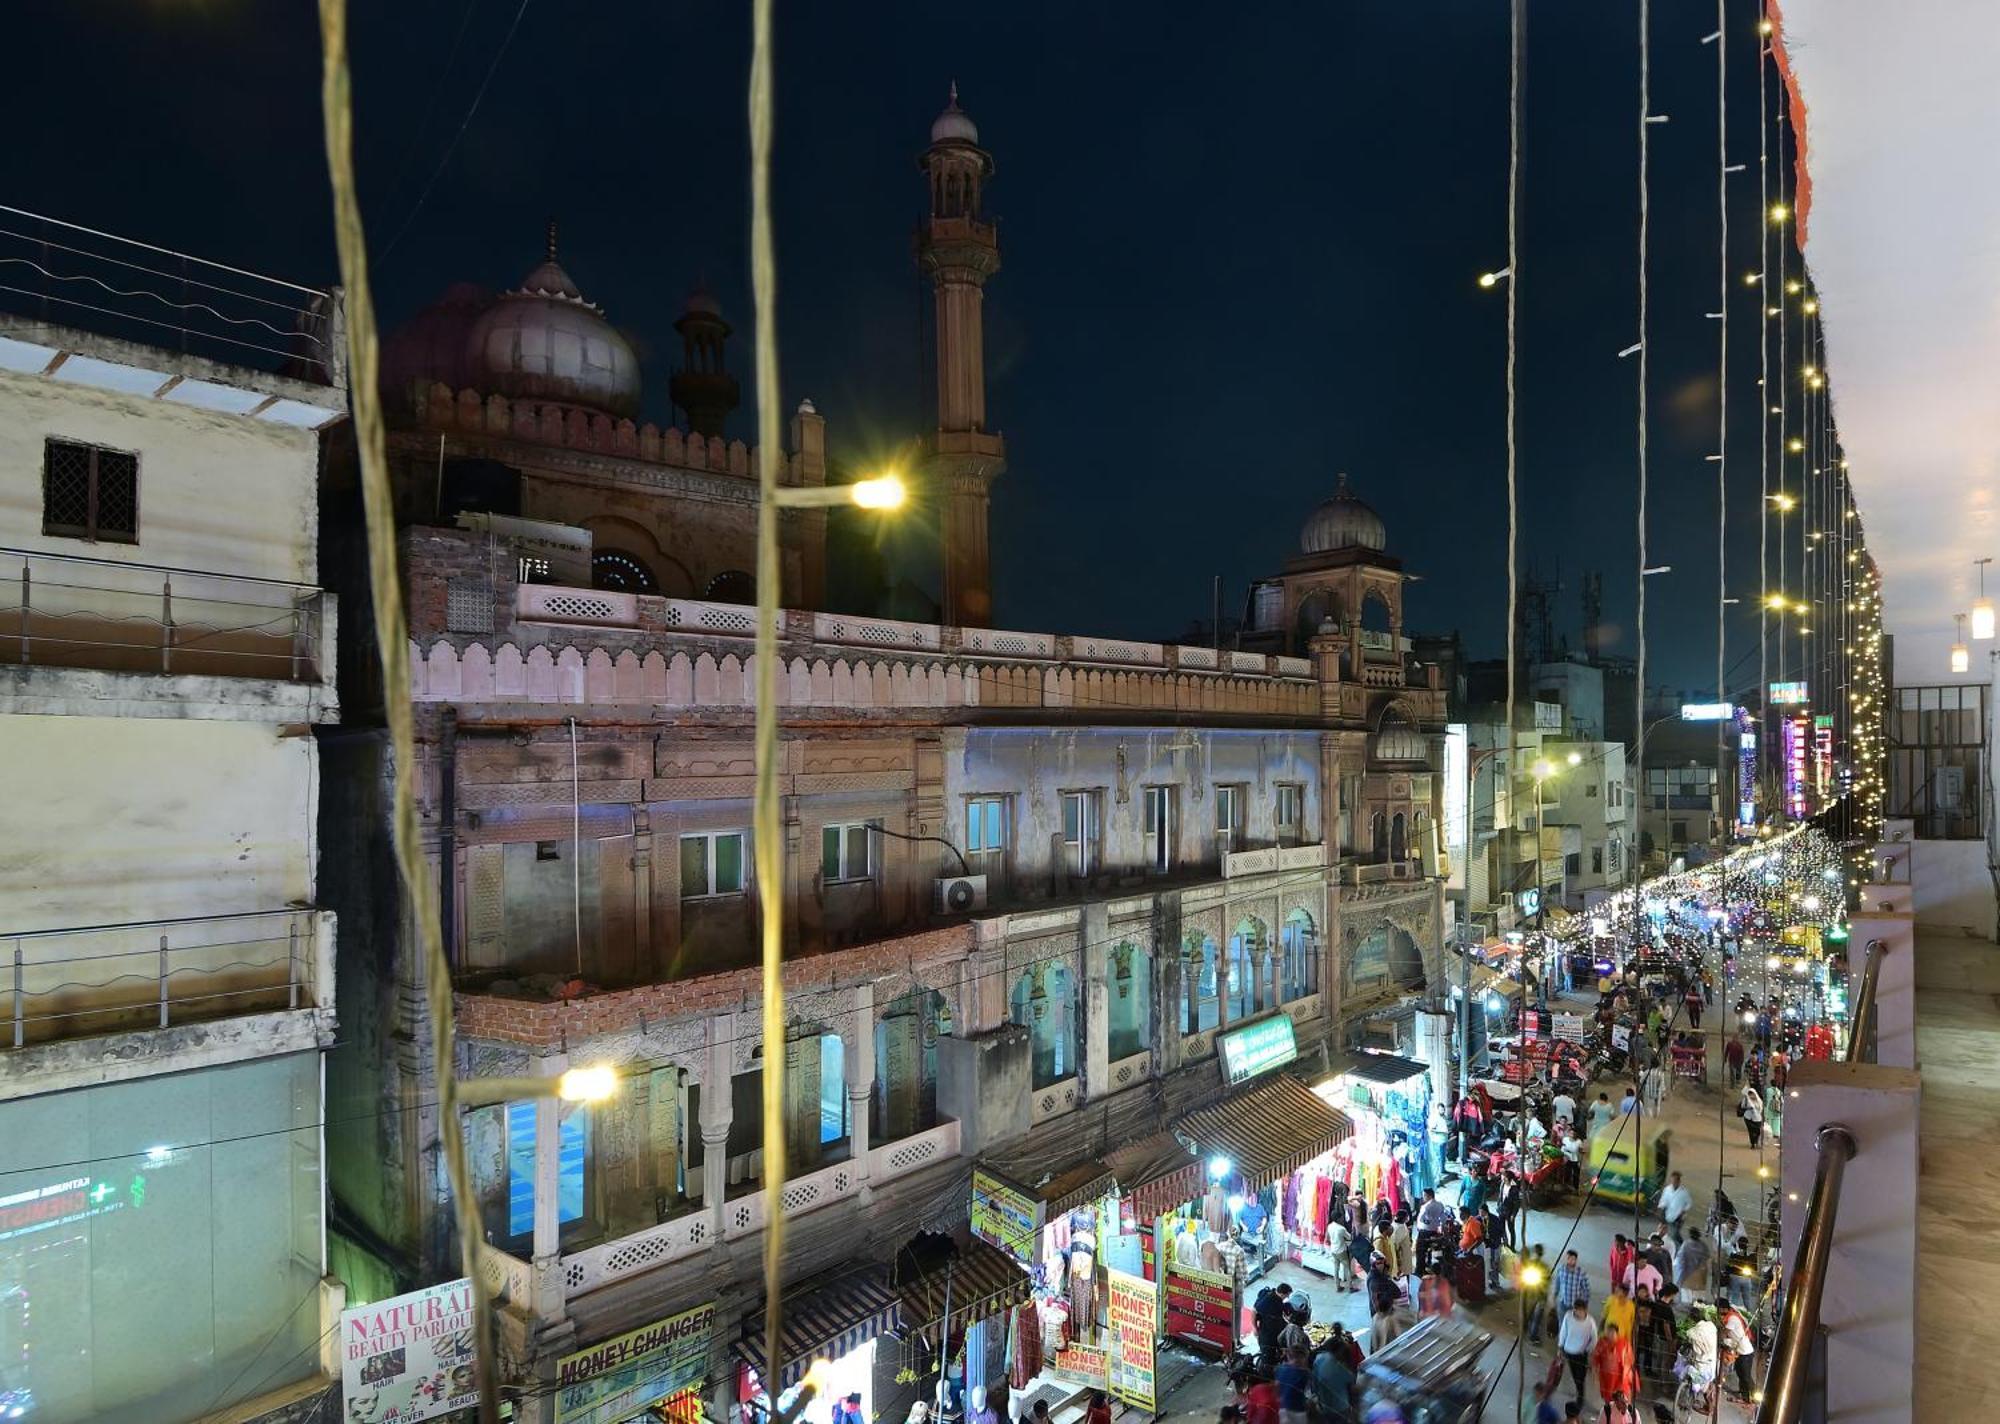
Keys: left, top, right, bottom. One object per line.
{"left": 680, "top": 831, "right": 746, "bottom": 897}
{"left": 1890, "top": 684, "right": 1988, "bottom": 839}
{"left": 43, "top": 438, "right": 139, "bottom": 543}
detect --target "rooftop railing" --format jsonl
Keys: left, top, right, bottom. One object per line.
{"left": 0, "top": 545, "right": 329, "bottom": 683}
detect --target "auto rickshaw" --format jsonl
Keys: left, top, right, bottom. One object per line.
{"left": 1586, "top": 1120, "right": 1672, "bottom": 1207}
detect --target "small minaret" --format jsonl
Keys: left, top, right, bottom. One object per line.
{"left": 917, "top": 83, "right": 1006, "bottom": 628}
{"left": 669, "top": 279, "right": 740, "bottom": 437}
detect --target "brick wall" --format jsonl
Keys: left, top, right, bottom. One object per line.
{"left": 454, "top": 921, "right": 975, "bottom": 1048}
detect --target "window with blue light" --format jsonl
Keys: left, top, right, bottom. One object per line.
{"left": 506, "top": 1099, "right": 588, "bottom": 1238}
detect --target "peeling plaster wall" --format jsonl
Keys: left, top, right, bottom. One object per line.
{"left": 0, "top": 714, "right": 316, "bottom": 933}
{"left": 0, "top": 369, "right": 320, "bottom": 584}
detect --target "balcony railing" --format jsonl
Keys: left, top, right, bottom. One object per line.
{"left": 558, "top": 1118, "right": 960, "bottom": 1301}
{"left": 0, "top": 546, "right": 330, "bottom": 683}
{"left": 5, "top": 907, "right": 331, "bottom": 1049}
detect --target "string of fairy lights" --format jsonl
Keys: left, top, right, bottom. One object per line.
{"left": 1754, "top": 6, "right": 1885, "bottom": 840}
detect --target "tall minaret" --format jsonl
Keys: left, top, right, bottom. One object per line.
{"left": 917, "top": 83, "right": 1006, "bottom": 628}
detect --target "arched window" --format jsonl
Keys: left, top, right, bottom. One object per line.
{"left": 1360, "top": 589, "right": 1394, "bottom": 634}
{"left": 705, "top": 569, "right": 754, "bottom": 604}
{"left": 592, "top": 549, "right": 658, "bottom": 594}
{"left": 1373, "top": 707, "right": 1428, "bottom": 763}
{"left": 1390, "top": 812, "right": 1408, "bottom": 862}
{"left": 1370, "top": 813, "right": 1388, "bottom": 860}
{"left": 1011, "top": 965, "right": 1076, "bottom": 1088}
{"left": 1180, "top": 935, "right": 1219, "bottom": 1034}
{"left": 1108, "top": 943, "right": 1151, "bottom": 1061}
{"left": 1280, "top": 909, "right": 1318, "bottom": 1001}
{"left": 874, "top": 990, "right": 948, "bottom": 1143}
{"left": 1226, "top": 918, "right": 1266, "bottom": 1022}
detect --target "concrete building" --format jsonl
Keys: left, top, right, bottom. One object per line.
{"left": 318, "top": 92, "right": 1450, "bottom": 1424}
{"left": 0, "top": 237, "right": 345, "bottom": 1424}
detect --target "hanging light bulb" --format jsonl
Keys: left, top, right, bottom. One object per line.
{"left": 1950, "top": 614, "right": 1971, "bottom": 674}
{"left": 1972, "top": 558, "right": 1995, "bottom": 640}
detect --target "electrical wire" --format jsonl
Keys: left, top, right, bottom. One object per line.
{"left": 376, "top": 0, "right": 536, "bottom": 263}
{"left": 1632, "top": 0, "right": 1652, "bottom": 967}
{"left": 1757, "top": 8, "right": 1771, "bottom": 813}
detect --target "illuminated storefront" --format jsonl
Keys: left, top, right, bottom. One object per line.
{"left": 0, "top": 1053, "right": 324, "bottom": 1424}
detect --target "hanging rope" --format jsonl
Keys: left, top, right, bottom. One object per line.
{"left": 313, "top": 2, "right": 495, "bottom": 1420}
{"left": 1505, "top": 0, "right": 1521, "bottom": 945}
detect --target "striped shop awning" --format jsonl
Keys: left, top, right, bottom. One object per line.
{"left": 1175, "top": 1073, "right": 1351, "bottom": 1195}
{"left": 735, "top": 1266, "right": 902, "bottom": 1392}
{"left": 1103, "top": 1130, "right": 1204, "bottom": 1223}
{"left": 893, "top": 1236, "right": 1032, "bottom": 1347}
{"left": 1034, "top": 1159, "right": 1118, "bottom": 1218}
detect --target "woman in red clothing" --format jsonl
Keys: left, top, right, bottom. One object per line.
{"left": 1607, "top": 1233, "right": 1636, "bottom": 1293}
{"left": 1592, "top": 1322, "right": 1639, "bottom": 1404}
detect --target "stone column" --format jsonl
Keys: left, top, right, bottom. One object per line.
{"left": 847, "top": 986, "right": 876, "bottom": 1204}
{"left": 1082, "top": 901, "right": 1111, "bottom": 1095}
{"left": 702, "top": 1012, "right": 736, "bottom": 1247}
{"left": 531, "top": 1052, "right": 569, "bottom": 1319}
{"left": 1846, "top": 911, "right": 1916, "bottom": 1069}
{"left": 1778, "top": 1061, "right": 1920, "bottom": 1424}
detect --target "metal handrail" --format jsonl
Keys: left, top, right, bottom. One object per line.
{"left": 1844, "top": 938, "right": 1886, "bottom": 1065}
{"left": 1755, "top": 1123, "right": 1857, "bottom": 1424}
{"left": 0, "top": 543, "right": 324, "bottom": 592}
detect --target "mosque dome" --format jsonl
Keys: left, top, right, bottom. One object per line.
{"left": 380, "top": 281, "right": 492, "bottom": 402}
{"left": 931, "top": 83, "right": 979, "bottom": 144}
{"left": 1301, "top": 473, "right": 1387, "bottom": 554}
{"left": 461, "top": 227, "right": 642, "bottom": 418}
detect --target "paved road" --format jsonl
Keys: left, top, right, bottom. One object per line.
{"left": 1153, "top": 967, "right": 1774, "bottom": 1423}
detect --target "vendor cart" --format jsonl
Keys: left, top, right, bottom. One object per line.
{"left": 1356, "top": 1315, "right": 1494, "bottom": 1424}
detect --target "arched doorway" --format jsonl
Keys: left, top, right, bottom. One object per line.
{"left": 875, "top": 989, "right": 948, "bottom": 1143}
{"left": 1010, "top": 964, "right": 1076, "bottom": 1088}
{"left": 1280, "top": 909, "right": 1317, "bottom": 1001}
{"left": 1181, "top": 934, "right": 1219, "bottom": 1034}
{"left": 1226, "top": 917, "right": 1268, "bottom": 1021}
{"left": 1349, "top": 924, "right": 1426, "bottom": 995}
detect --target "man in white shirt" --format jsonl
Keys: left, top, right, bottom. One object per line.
{"left": 1682, "top": 1312, "right": 1719, "bottom": 1396}
{"left": 1556, "top": 1302, "right": 1598, "bottom": 1403}
{"left": 1656, "top": 1171, "right": 1693, "bottom": 1242}
{"left": 1551, "top": 1091, "right": 1577, "bottom": 1130}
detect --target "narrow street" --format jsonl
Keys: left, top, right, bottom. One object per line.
{"left": 1158, "top": 958, "right": 1775, "bottom": 1423}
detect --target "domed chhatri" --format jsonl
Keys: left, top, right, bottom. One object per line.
{"left": 1301, "top": 472, "right": 1387, "bottom": 555}
{"left": 380, "top": 281, "right": 491, "bottom": 402}
{"left": 461, "top": 221, "right": 642, "bottom": 419}
{"left": 930, "top": 81, "right": 980, "bottom": 145}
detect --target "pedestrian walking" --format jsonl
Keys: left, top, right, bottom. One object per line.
{"left": 1684, "top": 983, "right": 1703, "bottom": 1030}
{"left": 1327, "top": 1218, "right": 1355, "bottom": 1291}
{"left": 1366, "top": 1257, "right": 1402, "bottom": 1350}
{"left": 1592, "top": 1321, "right": 1638, "bottom": 1403}
{"left": 1497, "top": 1171, "right": 1524, "bottom": 1251}
{"left": 1641, "top": 1060, "right": 1667, "bottom": 1115}
{"left": 1587, "top": 1093, "right": 1616, "bottom": 1135}
{"left": 1273, "top": 1349, "right": 1311, "bottom": 1424}
{"left": 1724, "top": 1035, "right": 1745, "bottom": 1088}
{"left": 1557, "top": 1302, "right": 1598, "bottom": 1403}
{"left": 1390, "top": 1212, "right": 1416, "bottom": 1288}
{"left": 1674, "top": 1230, "right": 1712, "bottom": 1296}
{"left": 1739, "top": 1080, "right": 1766, "bottom": 1148}
{"left": 1481, "top": 1204, "right": 1503, "bottom": 1291}
{"left": 1656, "top": 1171, "right": 1692, "bottom": 1242}
{"left": 1552, "top": 1248, "right": 1591, "bottom": 1315}
{"left": 1521, "top": 1243, "right": 1550, "bottom": 1343}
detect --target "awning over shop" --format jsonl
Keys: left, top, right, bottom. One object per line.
{"left": 1103, "top": 1130, "right": 1204, "bottom": 1223}
{"left": 1329, "top": 1051, "right": 1430, "bottom": 1087}
{"left": 891, "top": 1234, "right": 1032, "bottom": 1348}
{"left": 1032, "top": 1159, "right": 1118, "bottom": 1218}
{"left": 735, "top": 1265, "right": 902, "bottom": 1392}
{"left": 1176, "top": 1073, "right": 1351, "bottom": 1194}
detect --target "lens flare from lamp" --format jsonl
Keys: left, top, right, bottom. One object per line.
{"left": 558, "top": 1064, "right": 618, "bottom": 1102}
{"left": 1209, "top": 1155, "right": 1233, "bottom": 1181}
{"left": 851, "top": 475, "right": 906, "bottom": 510}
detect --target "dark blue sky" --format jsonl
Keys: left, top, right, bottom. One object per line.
{"left": 14, "top": 1, "right": 1792, "bottom": 690}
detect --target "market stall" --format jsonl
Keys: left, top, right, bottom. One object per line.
{"left": 734, "top": 1266, "right": 904, "bottom": 1424}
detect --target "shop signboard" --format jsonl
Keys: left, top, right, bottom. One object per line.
{"left": 970, "top": 1168, "right": 1041, "bottom": 1258}
{"left": 340, "top": 1280, "right": 479, "bottom": 1424}
{"left": 1106, "top": 1269, "right": 1158, "bottom": 1411}
{"left": 1163, "top": 1261, "right": 1234, "bottom": 1353}
{"left": 1769, "top": 681, "right": 1809, "bottom": 705}
{"left": 1050, "top": 1344, "right": 1109, "bottom": 1390}
{"left": 1217, "top": 1014, "right": 1298, "bottom": 1087}
{"left": 555, "top": 1302, "right": 717, "bottom": 1424}
{"left": 1550, "top": 1013, "right": 1586, "bottom": 1044}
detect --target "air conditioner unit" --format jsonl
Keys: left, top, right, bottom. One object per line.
{"left": 934, "top": 874, "right": 988, "bottom": 915}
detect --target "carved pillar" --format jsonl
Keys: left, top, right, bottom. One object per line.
{"left": 1082, "top": 902, "right": 1110, "bottom": 1095}
{"left": 530, "top": 1053, "right": 568, "bottom": 1318}
{"left": 847, "top": 987, "right": 876, "bottom": 1204}
{"left": 631, "top": 806, "right": 653, "bottom": 971}
{"left": 702, "top": 1013, "right": 735, "bottom": 1249}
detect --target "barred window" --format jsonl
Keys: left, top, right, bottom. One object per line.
{"left": 43, "top": 439, "right": 139, "bottom": 543}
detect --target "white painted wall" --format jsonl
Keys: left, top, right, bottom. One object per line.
{"left": 0, "top": 369, "right": 320, "bottom": 583}
{"left": 1910, "top": 839, "right": 1996, "bottom": 940}
{"left": 0, "top": 714, "right": 316, "bottom": 934}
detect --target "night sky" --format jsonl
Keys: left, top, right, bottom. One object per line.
{"left": 13, "top": 1, "right": 1793, "bottom": 690}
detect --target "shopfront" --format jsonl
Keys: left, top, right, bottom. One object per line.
{"left": 1273, "top": 1054, "right": 1435, "bottom": 1277}
{"left": 557, "top": 1302, "right": 715, "bottom": 1424}
{"left": 734, "top": 1268, "right": 902, "bottom": 1424}
{"left": 966, "top": 1160, "right": 1119, "bottom": 1395}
